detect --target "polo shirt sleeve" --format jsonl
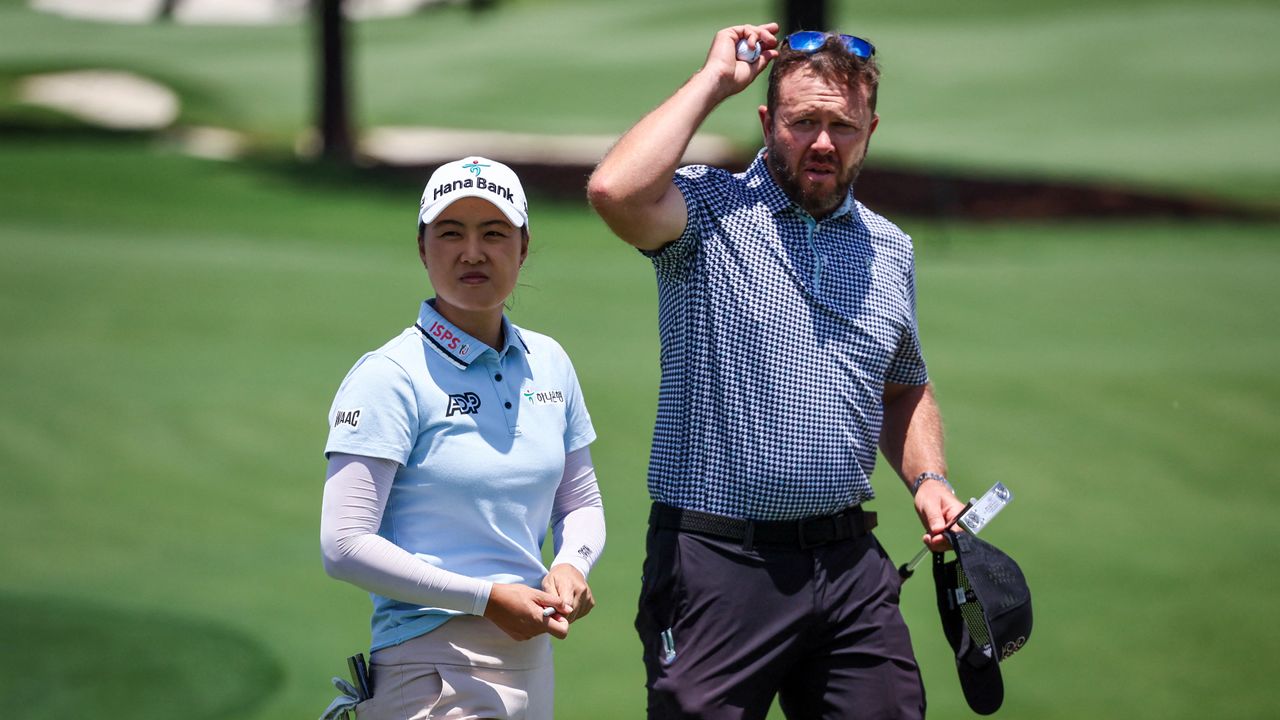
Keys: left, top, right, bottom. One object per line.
{"left": 640, "top": 165, "right": 717, "bottom": 280}
{"left": 561, "top": 354, "right": 597, "bottom": 454}
{"left": 324, "top": 352, "right": 418, "bottom": 464}
{"left": 884, "top": 254, "right": 930, "bottom": 386}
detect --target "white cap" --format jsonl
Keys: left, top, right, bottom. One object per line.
{"left": 418, "top": 156, "right": 528, "bottom": 229}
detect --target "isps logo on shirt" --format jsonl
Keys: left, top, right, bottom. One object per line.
{"left": 425, "top": 321, "right": 471, "bottom": 357}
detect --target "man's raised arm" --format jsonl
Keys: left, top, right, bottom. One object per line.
{"left": 587, "top": 23, "right": 779, "bottom": 252}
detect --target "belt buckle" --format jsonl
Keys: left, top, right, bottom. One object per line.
{"left": 797, "top": 515, "right": 833, "bottom": 549}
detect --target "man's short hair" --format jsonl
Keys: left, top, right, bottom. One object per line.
{"left": 766, "top": 34, "right": 881, "bottom": 117}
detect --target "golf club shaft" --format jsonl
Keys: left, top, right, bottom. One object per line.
{"left": 898, "top": 501, "right": 972, "bottom": 580}
{"left": 904, "top": 545, "right": 930, "bottom": 574}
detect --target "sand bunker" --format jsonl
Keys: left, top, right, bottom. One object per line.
{"left": 17, "top": 70, "right": 179, "bottom": 130}
{"left": 30, "top": 0, "right": 445, "bottom": 25}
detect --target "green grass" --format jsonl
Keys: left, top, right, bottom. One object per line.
{"left": 1, "top": 137, "right": 1278, "bottom": 718}
{"left": 1, "top": 1, "right": 1277, "bottom": 715}
{"left": 0, "top": 594, "right": 282, "bottom": 719}
{"left": 1, "top": 0, "right": 1277, "bottom": 202}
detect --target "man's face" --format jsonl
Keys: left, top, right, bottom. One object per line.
{"left": 759, "top": 67, "right": 879, "bottom": 219}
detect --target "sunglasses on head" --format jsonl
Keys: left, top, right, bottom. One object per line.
{"left": 785, "top": 31, "right": 876, "bottom": 59}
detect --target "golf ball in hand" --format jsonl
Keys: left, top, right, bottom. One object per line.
{"left": 736, "top": 38, "right": 761, "bottom": 63}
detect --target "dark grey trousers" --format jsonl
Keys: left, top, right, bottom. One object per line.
{"left": 636, "top": 515, "right": 926, "bottom": 719}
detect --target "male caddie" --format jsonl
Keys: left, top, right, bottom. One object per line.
{"left": 588, "top": 22, "right": 968, "bottom": 718}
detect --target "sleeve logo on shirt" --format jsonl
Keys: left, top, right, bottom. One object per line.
{"left": 576, "top": 545, "right": 594, "bottom": 560}
{"left": 333, "top": 408, "right": 362, "bottom": 428}
{"left": 446, "top": 392, "right": 482, "bottom": 416}
{"left": 522, "top": 389, "right": 565, "bottom": 405}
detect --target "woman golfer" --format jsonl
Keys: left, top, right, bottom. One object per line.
{"left": 320, "top": 157, "right": 605, "bottom": 719}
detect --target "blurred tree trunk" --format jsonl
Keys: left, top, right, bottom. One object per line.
{"left": 780, "top": 0, "right": 827, "bottom": 33}
{"left": 157, "top": 0, "right": 181, "bottom": 21}
{"left": 316, "top": 0, "right": 353, "bottom": 162}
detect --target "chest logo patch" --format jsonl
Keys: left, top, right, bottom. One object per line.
{"left": 523, "top": 389, "right": 565, "bottom": 405}
{"left": 446, "top": 392, "right": 482, "bottom": 416}
{"left": 334, "top": 408, "right": 362, "bottom": 429}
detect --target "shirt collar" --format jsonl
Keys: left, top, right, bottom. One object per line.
{"left": 415, "top": 299, "right": 529, "bottom": 368}
{"left": 746, "top": 149, "right": 857, "bottom": 223}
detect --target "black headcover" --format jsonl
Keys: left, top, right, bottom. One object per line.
{"left": 933, "top": 529, "right": 1032, "bottom": 715}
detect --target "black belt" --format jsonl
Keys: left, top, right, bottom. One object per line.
{"left": 650, "top": 502, "right": 877, "bottom": 550}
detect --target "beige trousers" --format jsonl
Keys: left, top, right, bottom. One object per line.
{"left": 355, "top": 616, "right": 553, "bottom": 720}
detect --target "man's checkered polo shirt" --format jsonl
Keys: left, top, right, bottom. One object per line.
{"left": 641, "top": 151, "right": 929, "bottom": 521}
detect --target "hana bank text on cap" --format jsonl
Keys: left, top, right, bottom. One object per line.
{"left": 418, "top": 156, "right": 529, "bottom": 229}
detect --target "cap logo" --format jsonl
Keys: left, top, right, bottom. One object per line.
{"left": 1001, "top": 636, "right": 1027, "bottom": 660}
{"left": 431, "top": 176, "right": 516, "bottom": 204}
{"left": 420, "top": 158, "right": 526, "bottom": 228}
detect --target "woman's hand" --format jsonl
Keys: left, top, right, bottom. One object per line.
{"left": 542, "top": 564, "right": 595, "bottom": 623}
{"left": 483, "top": 583, "right": 570, "bottom": 641}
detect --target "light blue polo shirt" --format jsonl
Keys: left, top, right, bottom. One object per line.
{"left": 325, "top": 300, "right": 596, "bottom": 651}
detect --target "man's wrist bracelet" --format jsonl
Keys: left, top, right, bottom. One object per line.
{"left": 911, "top": 471, "right": 954, "bottom": 496}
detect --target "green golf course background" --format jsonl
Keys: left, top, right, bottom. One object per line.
{"left": 1, "top": 1, "right": 1277, "bottom": 718}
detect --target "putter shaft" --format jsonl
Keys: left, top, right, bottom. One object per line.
{"left": 898, "top": 483, "right": 1014, "bottom": 581}
{"left": 904, "top": 545, "right": 930, "bottom": 574}
{"left": 897, "top": 500, "right": 973, "bottom": 580}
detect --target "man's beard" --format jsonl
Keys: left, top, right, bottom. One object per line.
{"left": 766, "top": 143, "right": 864, "bottom": 219}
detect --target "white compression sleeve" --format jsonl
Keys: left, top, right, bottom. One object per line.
{"left": 320, "top": 453, "right": 492, "bottom": 616}
{"left": 549, "top": 445, "right": 607, "bottom": 578}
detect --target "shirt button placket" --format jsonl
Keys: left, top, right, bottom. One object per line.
{"left": 493, "top": 359, "right": 518, "bottom": 435}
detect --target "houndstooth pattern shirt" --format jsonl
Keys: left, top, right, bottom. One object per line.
{"left": 642, "top": 150, "right": 929, "bottom": 521}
